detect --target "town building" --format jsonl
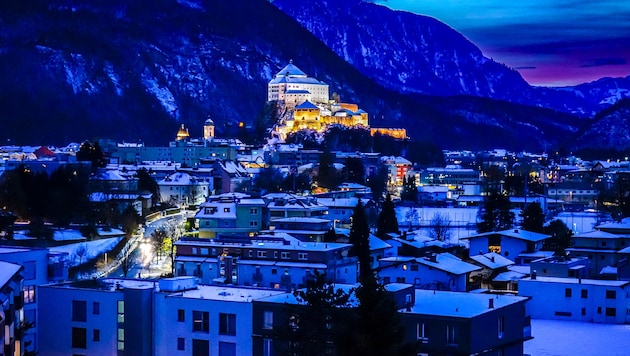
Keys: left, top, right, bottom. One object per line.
{"left": 157, "top": 171, "right": 211, "bottom": 206}
{"left": 0, "top": 246, "right": 68, "bottom": 355}
{"left": 0, "top": 260, "right": 24, "bottom": 356}
{"left": 267, "top": 61, "right": 329, "bottom": 105}
{"left": 252, "top": 285, "right": 531, "bottom": 356}
{"left": 38, "top": 277, "right": 285, "bottom": 356}
{"left": 519, "top": 276, "right": 630, "bottom": 324}
{"left": 174, "top": 235, "right": 357, "bottom": 289}
{"left": 377, "top": 253, "right": 481, "bottom": 291}
{"left": 464, "top": 229, "right": 551, "bottom": 263}
{"left": 195, "top": 193, "right": 266, "bottom": 238}
{"left": 567, "top": 220, "right": 630, "bottom": 277}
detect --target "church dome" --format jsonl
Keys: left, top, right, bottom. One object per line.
{"left": 204, "top": 117, "right": 215, "bottom": 126}
{"left": 176, "top": 124, "right": 190, "bottom": 140}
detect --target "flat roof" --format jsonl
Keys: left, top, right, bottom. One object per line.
{"left": 176, "top": 285, "right": 286, "bottom": 303}
{"left": 403, "top": 290, "right": 528, "bottom": 318}
{"left": 520, "top": 276, "right": 630, "bottom": 287}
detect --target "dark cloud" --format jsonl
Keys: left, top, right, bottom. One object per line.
{"left": 580, "top": 58, "right": 627, "bottom": 68}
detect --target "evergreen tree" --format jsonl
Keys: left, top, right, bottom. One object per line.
{"left": 477, "top": 189, "right": 514, "bottom": 233}
{"left": 377, "top": 194, "right": 399, "bottom": 238}
{"left": 252, "top": 167, "right": 284, "bottom": 193}
{"left": 343, "top": 157, "right": 365, "bottom": 184}
{"left": 136, "top": 168, "right": 160, "bottom": 206}
{"left": 366, "top": 164, "right": 388, "bottom": 202}
{"left": 281, "top": 271, "right": 352, "bottom": 356}
{"left": 317, "top": 149, "right": 341, "bottom": 190}
{"left": 76, "top": 140, "right": 105, "bottom": 170}
{"left": 520, "top": 202, "right": 545, "bottom": 233}
{"left": 401, "top": 175, "right": 418, "bottom": 202}
{"left": 338, "top": 200, "right": 413, "bottom": 356}
{"left": 543, "top": 219, "right": 573, "bottom": 256}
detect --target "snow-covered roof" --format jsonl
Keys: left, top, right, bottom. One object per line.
{"left": 470, "top": 252, "right": 514, "bottom": 269}
{"left": 179, "top": 285, "right": 286, "bottom": 302}
{"left": 415, "top": 253, "right": 481, "bottom": 275}
{"left": 285, "top": 89, "right": 311, "bottom": 94}
{"left": 295, "top": 100, "right": 320, "bottom": 110}
{"left": 94, "top": 170, "right": 131, "bottom": 181}
{"left": 0, "top": 261, "right": 21, "bottom": 288}
{"left": 257, "top": 284, "right": 358, "bottom": 305}
{"left": 159, "top": 172, "right": 207, "bottom": 186}
{"left": 274, "top": 61, "right": 307, "bottom": 78}
{"left": 369, "top": 235, "right": 392, "bottom": 251}
{"left": 600, "top": 266, "right": 617, "bottom": 275}
{"left": 521, "top": 276, "right": 630, "bottom": 287}
{"left": 573, "top": 230, "right": 621, "bottom": 239}
{"left": 493, "top": 270, "right": 527, "bottom": 282}
{"left": 403, "top": 290, "right": 528, "bottom": 318}
{"left": 464, "top": 229, "right": 550, "bottom": 242}
{"left": 272, "top": 217, "right": 330, "bottom": 224}
{"left": 380, "top": 156, "right": 412, "bottom": 165}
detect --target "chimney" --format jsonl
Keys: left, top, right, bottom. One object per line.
{"left": 514, "top": 229, "right": 519, "bottom": 233}
{"left": 490, "top": 256, "right": 495, "bottom": 263}
{"left": 489, "top": 298, "right": 494, "bottom": 309}
{"left": 532, "top": 269, "right": 537, "bottom": 280}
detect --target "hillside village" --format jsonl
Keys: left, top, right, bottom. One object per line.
{"left": 1, "top": 62, "right": 630, "bottom": 355}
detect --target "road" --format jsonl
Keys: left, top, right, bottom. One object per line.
{"left": 108, "top": 212, "right": 186, "bottom": 279}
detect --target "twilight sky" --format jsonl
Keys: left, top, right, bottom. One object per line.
{"left": 374, "top": 0, "right": 630, "bottom": 87}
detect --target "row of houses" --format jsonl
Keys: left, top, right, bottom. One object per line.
{"left": 37, "top": 276, "right": 531, "bottom": 356}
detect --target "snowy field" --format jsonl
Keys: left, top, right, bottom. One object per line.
{"left": 50, "top": 237, "right": 123, "bottom": 267}
{"left": 525, "top": 319, "right": 630, "bottom": 356}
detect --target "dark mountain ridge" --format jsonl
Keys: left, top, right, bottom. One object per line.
{"left": 0, "top": 0, "right": 596, "bottom": 150}
{"left": 272, "top": 0, "right": 630, "bottom": 117}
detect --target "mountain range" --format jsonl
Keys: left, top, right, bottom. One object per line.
{"left": 0, "top": 0, "right": 629, "bottom": 151}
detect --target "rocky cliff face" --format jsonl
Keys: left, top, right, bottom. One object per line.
{"left": 0, "top": 0, "right": 605, "bottom": 150}
{"left": 576, "top": 99, "right": 630, "bottom": 150}
{"left": 272, "top": 0, "right": 630, "bottom": 117}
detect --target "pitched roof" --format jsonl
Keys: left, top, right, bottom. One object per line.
{"left": 415, "top": 253, "right": 481, "bottom": 275}
{"left": 294, "top": 100, "right": 320, "bottom": 110}
{"left": 463, "top": 229, "right": 550, "bottom": 242}
{"left": 470, "top": 252, "right": 514, "bottom": 269}
{"left": 275, "top": 61, "right": 307, "bottom": 78}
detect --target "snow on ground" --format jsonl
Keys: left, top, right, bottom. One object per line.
{"left": 554, "top": 211, "right": 600, "bottom": 234}
{"left": 97, "top": 228, "right": 125, "bottom": 236}
{"left": 50, "top": 237, "right": 123, "bottom": 267}
{"left": 53, "top": 229, "right": 86, "bottom": 241}
{"left": 525, "top": 319, "right": 630, "bottom": 356}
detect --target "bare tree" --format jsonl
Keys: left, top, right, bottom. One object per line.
{"left": 120, "top": 254, "right": 132, "bottom": 278}
{"left": 404, "top": 208, "right": 419, "bottom": 231}
{"left": 74, "top": 243, "right": 89, "bottom": 265}
{"left": 429, "top": 212, "right": 451, "bottom": 242}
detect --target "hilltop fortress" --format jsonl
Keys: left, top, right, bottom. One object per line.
{"left": 268, "top": 61, "right": 406, "bottom": 141}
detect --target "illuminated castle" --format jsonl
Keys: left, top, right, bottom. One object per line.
{"left": 267, "top": 60, "right": 329, "bottom": 107}
{"left": 268, "top": 61, "right": 406, "bottom": 141}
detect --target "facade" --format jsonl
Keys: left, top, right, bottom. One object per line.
{"left": 252, "top": 286, "right": 531, "bottom": 356}
{"left": 465, "top": 229, "right": 551, "bottom": 262}
{"left": 109, "top": 142, "right": 236, "bottom": 167}
{"left": 195, "top": 194, "right": 266, "bottom": 238}
{"left": 174, "top": 236, "right": 357, "bottom": 289}
{"left": 567, "top": 220, "right": 630, "bottom": 277}
{"left": 38, "top": 277, "right": 285, "bottom": 356}
{"left": 264, "top": 193, "right": 328, "bottom": 221}
{"left": 381, "top": 156, "right": 412, "bottom": 186}
{"left": 420, "top": 166, "right": 481, "bottom": 186}
{"left": 157, "top": 171, "right": 211, "bottom": 206}
{"left": 519, "top": 276, "right": 630, "bottom": 324}
{"left": 267, "top": 61, "right": 329, "bottom": 104}
{"left": 0, "top": 247, "right": 68, "bottom": 355}
{"left": 378, "top": 253, "right": 481, "bottom": 292}
{"left": 0, "top": 261, "right": 24, "bottom": 356}
{"left": 529, "top": 256, "right": 591, "bottom": 279}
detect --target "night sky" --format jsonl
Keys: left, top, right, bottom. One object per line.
{"left": 375, "top": 0, "right": 630, "bottom": 87}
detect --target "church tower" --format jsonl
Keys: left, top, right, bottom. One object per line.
{"left": 203, "top": 117, "right": 215, "bottom": 141}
